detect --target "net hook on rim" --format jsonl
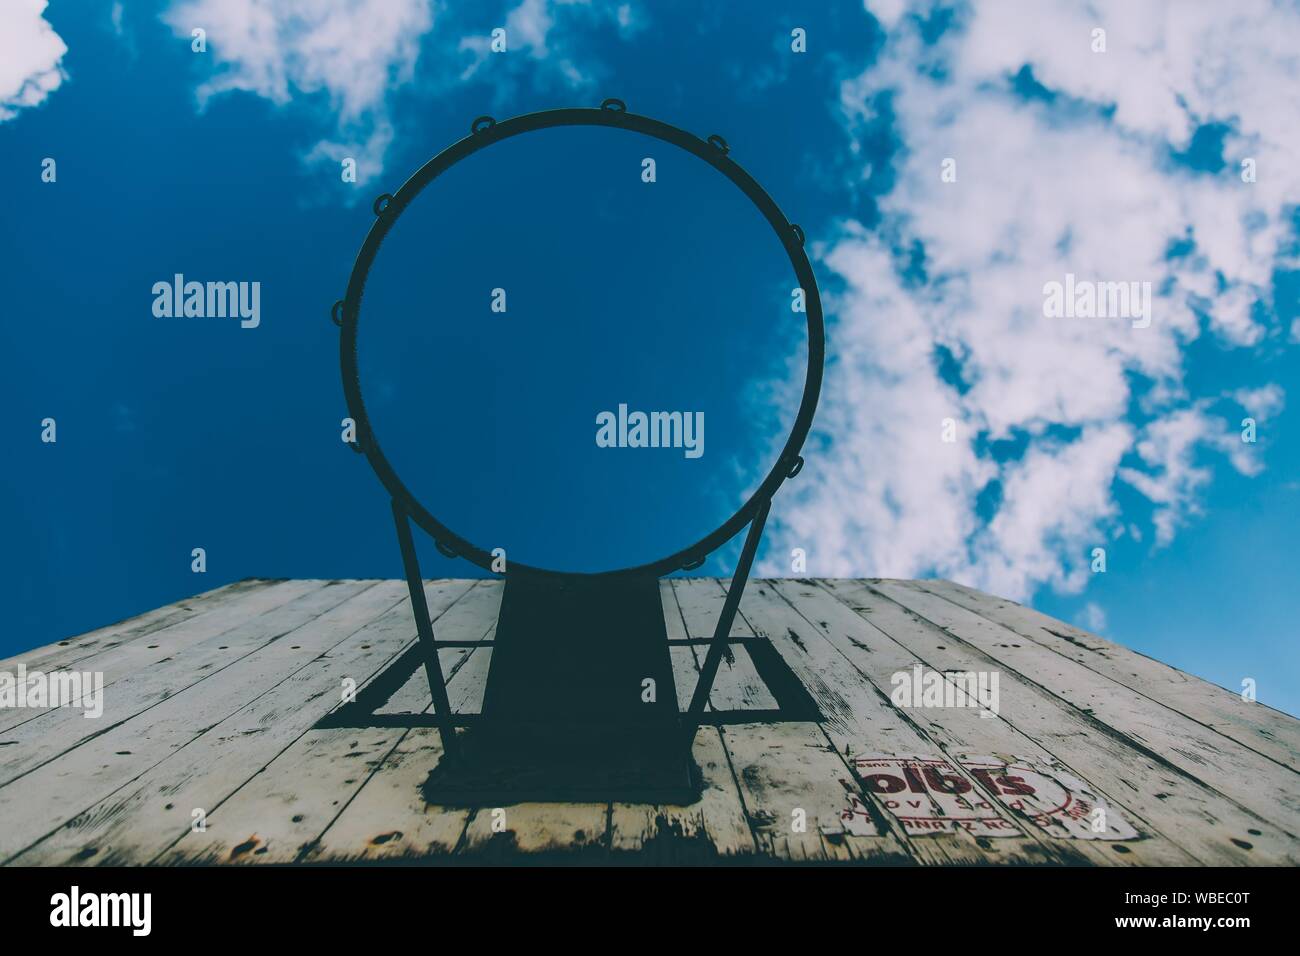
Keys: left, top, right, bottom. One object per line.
{"left": 372, "top": 193, "right": 394, "bottom": 216}
{"left": 707, "top": 133, "right": 730, "bottom": 155}
{"left": 471, "top": 115, "right": 497, "bottom": 135}
{"left": 600, "top": 98, "right": 627, "bottom": 113}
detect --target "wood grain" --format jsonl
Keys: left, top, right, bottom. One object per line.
{"left": 3, "top": 577, "right": 1294, "bottom": 865}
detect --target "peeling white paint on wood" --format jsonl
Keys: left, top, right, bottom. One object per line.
{"left": 3, "top": 578, "right": 1296, "bottom": 865}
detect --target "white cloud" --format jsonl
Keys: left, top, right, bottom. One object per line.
{"left": 981, "top": 423, "right": 1132, "bottom": 594}
{"left": 506, "top": 0, "right": 555, "bottom": 56}
{"left": 767, "top": 0, "right": 1299, "bottom": 599}
{"left": 1079, "top": 601, "right": 1107, "bottom": 632}
{"left": 0, "top": 0, "right": 67, "bottom": 122}
{"left": 457, "top": 0, "right": 637, "bottom": 92}
{"left": 1117, "top": 406, "right": 1219, "bottom": 545}
{"left": 164, "top": 0, "right": 432, "bottom": 121}
{"left": 162, "top": 0, "right": 637, "bottom": 184}
{"left": 1116, "top": 384, "right": 1283, "bottom": 543}
{"left": 1234, "top": 383, "right": 1285, "bottom": 419}
{"left": 162, "top": 0, "right": 433, "bottom": 184}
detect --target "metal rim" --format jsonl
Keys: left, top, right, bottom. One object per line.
{"left": 338, "top": 104, "right": 824, "bottom": 579}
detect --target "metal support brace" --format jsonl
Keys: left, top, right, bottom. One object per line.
{"left": 685, "top": 497, "right": 771, "bottom": 721}
{"left": 392, "top": 499, "right": 458, "bottom": 759}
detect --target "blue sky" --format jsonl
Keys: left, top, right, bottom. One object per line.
{"left": 2, "top": 1, "right": 1297, "bottom": 716}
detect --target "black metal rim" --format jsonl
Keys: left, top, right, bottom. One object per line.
{"left": 338, "top": 104, "right": 824, "bottom": 579}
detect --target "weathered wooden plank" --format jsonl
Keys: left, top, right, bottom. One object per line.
{"left": 606, "top": 584, "right": 758, "bottom": 860}
{"left": 1, "top": 579, "right": 322, "bottom": 684}
{"left": 735, "top": 580, "right": 1058, "bottom": 865}
{"left": 665, "top": 579, "right": 776, "bottom": 711}
{"left": 0, "top": 581, "right": 459, "bottom": 863}
{"left": 826, "top": 580, "right": 1299, "bottom": 864}
{"left": 14, "top": 586, "right": 452, "bottom": 866}
{"left": 609, "top": 727, "right": 756, "bottom": 860}
{"left": 0, "top": 579, "right": 327, "bottom": 735}
{"left": 153, "top": 583, "right": 485, "bottom": 865}
{"left": 9, "top": 576, "right": 1292, "bottom": 867}
{"left": 431, "top": 579, "right": 502, "bottom": 643}
{"left": 427, "top": 575, "right": 708, "bottom": 860}
{"left": 867, "top": 579, "right": 1300, "bottom": 835}
{"left": 720, "top": 721, "right": 880, "bottom": 862}
{"left": 163, "top": 727, "right": 405, "bottom": 865}
{"left": 670, "top": 575, "right": 753, "bottom": 639}
{"left": 773, "top": 580, "right": 1189, "bottom": 866}
{"left": 444, "top": 661, "right": 611, "bottom": 858}
{"left": 458, "top": 800, "right": 610, "bottom": 858}
{"left": 32, "top": 582, "right": 487, "bottom": 865}
{"left": 660, "top": 581, "right": 699, "bottom": 711}
{"left": 375, "top": 651, "right": 468, "bottom": 715}
{"left": 0, "top": 580, "right": 378, "bottom": 784}
{"left": 919, "top": 578, "right": 1300, "bottom": 772}
{"left": 673, "top": 579, "right": 913, "bottom": 863}
{"left": 374, "top": 580, "right": 501, "bottom": 715}
{"left": 0, "top": 577, "right": 272, "bottom": 672}
{"left": 454, "top": 641, "right": 612, "bottom": 863}
{"left": 305, "top": 729, "right": 468, "bottom": 861}
{"left": 666, "top": 646, "right": 699, "bottom": 711}
{"left": 305, "top": 647, "right": 495, "bottom": 862}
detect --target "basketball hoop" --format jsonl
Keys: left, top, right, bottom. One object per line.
{"left": 334, "top": 102, "right": 824, "bottom": 801}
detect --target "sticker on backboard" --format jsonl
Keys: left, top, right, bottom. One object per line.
{"left": 955, "top": 754, "right": 1139, "bottom": 840}
{"left": 836, "top": 779, "right": 880, "bottom": 837}
{"left": 848, "top": 755, "right": 1023, "bottom": 838}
